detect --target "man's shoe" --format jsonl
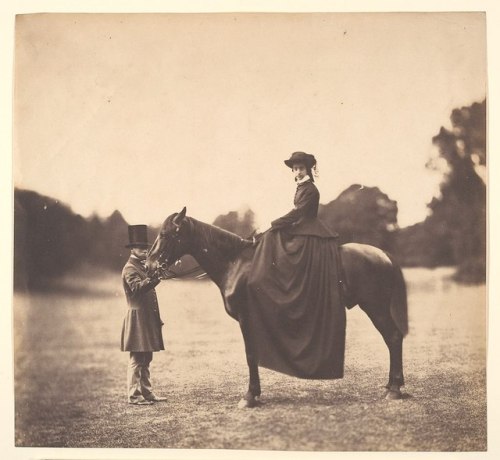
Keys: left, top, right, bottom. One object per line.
{"left": 146, "top": 395, "right": 167, "bottom": 402}
{"left": 128, "top": 399, "right": 154, "bottom": 405}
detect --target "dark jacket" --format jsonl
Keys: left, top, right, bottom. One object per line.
{"left": 120, "top": 256, "right": 164, "bottom": 352}
{"left": 271, "top": 180, "right": 338, "bottom": 238}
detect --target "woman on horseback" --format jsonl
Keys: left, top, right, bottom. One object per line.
{"left": 270, "top": 151, "right": 337, "bottom": 238}
{"left": 247, "top": 151, "right": 345, "bottom": 379}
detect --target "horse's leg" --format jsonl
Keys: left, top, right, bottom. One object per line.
{"left": 341, "top": 244, "right": 406, "bottom": 399}
{"left": 237, "top": 306, "right": 261, "bottom": 409}
{"left": 359, "top": 303, "right": 405, "bottom": 400}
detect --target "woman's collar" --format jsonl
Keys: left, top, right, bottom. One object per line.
{"left": 296, "top": 175, "right": 311, "bottom": 185}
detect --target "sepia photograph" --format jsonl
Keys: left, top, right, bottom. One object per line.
{"left": 2, "top": 1, "right": 499, "bottom": 459}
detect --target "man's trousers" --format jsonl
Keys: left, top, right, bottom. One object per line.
{"left": 127, "top": 351, "right": 153, "bottom": 403}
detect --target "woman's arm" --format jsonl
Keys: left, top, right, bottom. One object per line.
{"left": 271, "top": 184, "right": 318, "bottom": 230}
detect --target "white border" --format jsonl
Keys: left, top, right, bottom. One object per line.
{"left": 1, "top": 1, "right": 498, "bottom": 460}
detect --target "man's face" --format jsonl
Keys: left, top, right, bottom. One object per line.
{"left": 131, "top": 247, "right": 148, "bottom": 260}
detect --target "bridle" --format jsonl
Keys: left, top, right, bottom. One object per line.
{"left": 148, "top": 221, "right": 205, "bottom": 280}
{"left": 147, "top": 228, "right": 178, "bottom": 275}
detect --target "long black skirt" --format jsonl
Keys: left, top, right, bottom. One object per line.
{"left": 247, "top": 230, "right": 345, "bottom": 379}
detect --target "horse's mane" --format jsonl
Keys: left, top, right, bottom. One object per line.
{"left": 184, "top": 216, "right": 253, "bottom": 257}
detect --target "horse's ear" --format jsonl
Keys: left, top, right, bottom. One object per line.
{"left": 173, "top": 206, "right": 187, "bottom": 226}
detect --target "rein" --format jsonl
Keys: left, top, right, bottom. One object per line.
{"left": 156, "top": 263, "right": 207, "bottom": 281}
{"left": 147, "top": 232, "right": 206, "bottom": 280}
{"left": 151, "top": 216, "right": 255, "bottom": 281}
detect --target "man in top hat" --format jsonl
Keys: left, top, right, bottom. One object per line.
{"left": 121, "top": 225, "right": 167, "bottom": 405}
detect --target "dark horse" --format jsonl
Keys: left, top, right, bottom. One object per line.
{"left": 146, "top": 207, "right": 408, "bottom": 408}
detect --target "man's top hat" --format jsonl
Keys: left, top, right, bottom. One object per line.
{"left": 126, "top": 225, "right": 151, "bottom": 248}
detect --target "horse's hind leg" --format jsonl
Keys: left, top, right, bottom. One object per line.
{"left": 360, "top": 303, "right": 405, "bottom": 400}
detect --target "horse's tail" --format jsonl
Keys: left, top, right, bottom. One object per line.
{"left": 388, "top": 255, "right": 409, "bottom": 337}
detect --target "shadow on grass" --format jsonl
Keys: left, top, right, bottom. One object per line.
{"left": 262, "top": 392, "right": 361, "bottom": 407}
{"left": 261, "top": 388, "right": 414, "bottom": 408}
{"left": 16, "top": 283, "right": 115, "bottom": 298}
{"left": 15, "top": 265, "right": 119, "bottom": 298}
{"left": 15, "top": 270, "right": 118, "bottom": 298}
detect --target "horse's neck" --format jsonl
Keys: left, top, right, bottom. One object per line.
{"left": 186, "top": 218, "right": 249, "bottom": 287}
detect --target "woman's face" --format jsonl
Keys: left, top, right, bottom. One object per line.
{"left": 292, "top": 163, "right": 307, "bottom": 181}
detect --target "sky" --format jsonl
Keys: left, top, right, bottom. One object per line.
{"left": 13, "top": 12, "right": 486, "bottom": 229}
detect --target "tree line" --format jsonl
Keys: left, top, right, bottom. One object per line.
{"left": 14, "top": 99, "right": 486, "bottom": 289}
{"left": 394, "top": 99, "right": 486, "bottom": 283}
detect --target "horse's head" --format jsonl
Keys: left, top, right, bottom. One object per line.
{"left": 145, "top": 206, "right": 190, "bottom": 276}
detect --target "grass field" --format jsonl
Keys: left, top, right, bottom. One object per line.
{"left": 13, "top": 267, "right": 486, "bottom": 451}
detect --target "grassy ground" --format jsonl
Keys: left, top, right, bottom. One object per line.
{"left": 13, "top": 267, "right": 486, "bottom": 450}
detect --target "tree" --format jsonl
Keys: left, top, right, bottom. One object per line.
{"left": 393, "top": 221, "right": 455, "bottom": 268}
{"left": 426, "top": 99, "right": 486, "bottom": 282}
{"left": 213, "top": 208, "right": 256, "bottom": 238}
{"left": 14, "top": 189, "right": 91, "bottom": 288}
{"left": 319, "top": 184, "right": 399, "bottom": 252}
{"left": 86, "top": 210, "right": 130, "bottom": 271}
{"left": 13, "top": 188, "right": 133, "bottom": 289}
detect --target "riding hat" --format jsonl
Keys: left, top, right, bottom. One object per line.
{"left": 126, "top": 225, "right": 151, "bottom": 248}
{"left": 284, "top": 151, "right": 317, "bottom": 169}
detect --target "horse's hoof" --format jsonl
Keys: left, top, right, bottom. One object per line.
{"left": 384, "top": 389, "right": 403, "bottom": 400}
{"left": 237, "top": 397, "right": 259, "bottom": 409}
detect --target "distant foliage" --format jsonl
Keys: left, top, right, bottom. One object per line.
{"left": 14, "top": 189, "right": 130, "bottom": 290}
{"left": 395, "top": 99, "right": 486, "bottom": 282}
{"left": 394, "top": 222, "right": 455, "bottom": 268}
{"left": 15, "top": 99, "right": 487, "bottom": 292}
{"left": 86, "top": 210, "right": 132, "bottom": 271}
{"left": 429, "top": 100, "right": 486, "bottom": 282}
{"left": 319, "top": 184, "right": 399, "bottom": 253}
{"left": 212, "top": 208, "right": 256, "bottom": 238}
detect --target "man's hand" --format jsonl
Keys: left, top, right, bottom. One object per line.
{"left": 147, "top": 273, "right": 161, "bottom": 283}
